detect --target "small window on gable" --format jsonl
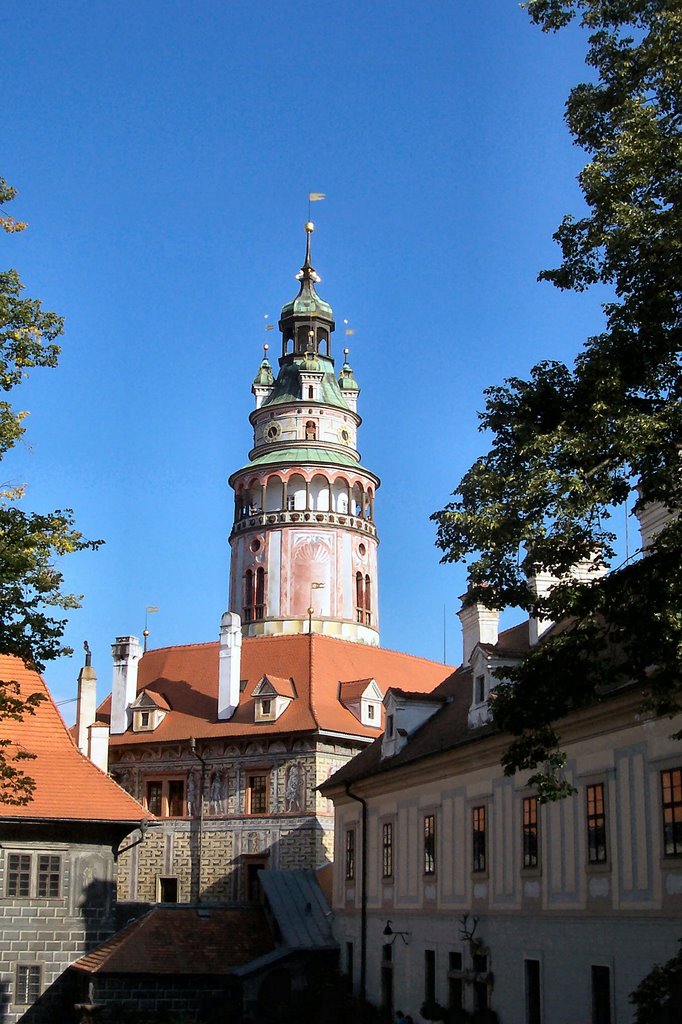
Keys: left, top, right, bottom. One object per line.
{"left": 261, "top": 698, "right": 271, "bottom": 715}
{"left": 474, "top": 674, "right": 485, "bottom": 704}
{"left": 140, "top": 711, "right": 150, "bottom": 728}
{"left": 367, "top": 703, "right": 375, "bottom": 720}
{"left": 386, "top": 714, "right": 394, "bottom": 738}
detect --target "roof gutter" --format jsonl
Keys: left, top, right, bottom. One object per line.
{"left": 344, "top": 781, "right": 367, "bottom": 1004}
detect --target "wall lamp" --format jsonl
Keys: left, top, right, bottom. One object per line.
{"left": 383, "top": 920, "right": 411, "bottom": 945}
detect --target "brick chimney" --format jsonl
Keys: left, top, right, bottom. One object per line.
{"left": 110, "top": 636, "right": 142, "bottom": 735}
{"left": 218, "top": 612, "right": 242, "bottom": 720}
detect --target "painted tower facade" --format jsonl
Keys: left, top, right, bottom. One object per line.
{"left": 228, "top": 224, "right": 380, "bottom": 645}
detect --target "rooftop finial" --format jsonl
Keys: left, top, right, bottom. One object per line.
{"left": 304, "top": 221, "right": 314, "bottom": 269}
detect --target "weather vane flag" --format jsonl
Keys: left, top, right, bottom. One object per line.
{"left": 308, "top": 191, "right": 325, "bottom": 219}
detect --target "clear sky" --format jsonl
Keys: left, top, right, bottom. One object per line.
{"left": 2, "top": 1, "right": 611, "bottom": 719}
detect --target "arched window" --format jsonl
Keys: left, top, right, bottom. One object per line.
{"left": 255, "top": 567, "right": 265, "bottom": 619}
{"left": 356, "top": 572, "right": 364, "bottom": 624}
{"left": 244, "top": 570, "right": 254, "bottom": 622}
{"left": 364, "top": 575, "right": 371, "bottom": 620}
{"left": 308, "top": 386, "right": 314, "bottom": 400}
{"left": 305, "top": 420, "right": 317, "bottom": 441}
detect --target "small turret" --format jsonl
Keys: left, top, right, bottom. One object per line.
{"left": 338, "top": 348, "right": 360, "bottom": 413}
{"left": 252, "top": 344, "right": 274, "bottom": 409}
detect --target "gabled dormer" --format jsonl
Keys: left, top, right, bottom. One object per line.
{"left": 467, "top": 644, "right": 519, "bottom": 729}
{"left": 252, "top": 674, "right": 296, "bottom": 723}
{"left": 339, "top": 678, "right": 383, "bottom": 728}
{"left": 130, "top": 689, "right": 170, "bottom": 733}
{"left": 381, "top": 688, "right": 445, "bottom": 759}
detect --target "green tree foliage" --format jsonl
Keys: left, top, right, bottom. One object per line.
{"left": 630, "top": 940, "right": 682, "bottom": 1023}
{"left": 0, "top": 178, "right": 101, "bottom": 804}
{"left": 432, "top": 1, "right": 681, "bottom": 797}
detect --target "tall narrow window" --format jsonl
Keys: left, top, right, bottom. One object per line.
{"left": 15, "top": 965, "right": 41, "bottom": 1005}
{"left": 37, "top": 856, "right": 60, "bottom": 898}
{"left": 424, "top": 814, "right": 436, "bottom": 875}
{"left": 591, "top": 966, "right": 611, "bottom": 1024}
{"left": 356, "top": 572, "right": 364, "bottom": 623}
{"left": 345, "top": 829, "right": 355, "bottom": 880}
{"left": 449, "top": 952, "right": 463, "bottom": 1012}
{"left": 346, "top": 942, "right": 354, "bottom": 983}
{"left": 244, "top": 569, "right": 254, "bottom": 622}
{"left": 248, "top": 774, "right": 268, "bottom": 814}
{"left": 523, "top": 796, "right": 539, "bottom": 869}
{"left": 586, "top": 784, "right": 607, "bottom": 864}
{"left": 146, "top": 781, "right": 163, "bottom": 816}
{"left": 473, "top": 952, "right": 488, "bottom": 1010}
{"left": 7, "top": 853, "right": 31, "bottom": 897}
{"left": 308, "top": 386, "right": 314, "bottom": 399}
{"left": 525, "top": 959, "right": 541, "bottom": 1024}
{"left": 167, "top": 780, "right": 185, "bottom": 817}
{"left": 382, "top": 822, "right": 393, "bottom": 878}
{"left": 472, "top": 806, "right": 486, "bottom": 872}
{"left": 425, "top": 949, "right": 436, "bottom": 1003}
{"left": 364, "top": 574, "right": 371, "bottom": 624}
{"left": 255, "top": 567, "right": 265, "bottom": 619}
{"left": 661, "top": 768, "right": 682, "bottom": 857}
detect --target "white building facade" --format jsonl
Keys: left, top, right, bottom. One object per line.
{"left": 322, "top": 631, "right": 682, "bottom": 1024}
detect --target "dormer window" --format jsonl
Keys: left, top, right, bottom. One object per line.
{"left": 474, "top": 674, "right": 486, "bottom": 705}
{"left": 386, "top": 714, "right": 394, "bottom": 738}
{"left": 130, "top": 689, "right": 170, "bottom": 733}
{"left": 339, "top": 678, "right": 384, "bottom": 728}
{"left": 252, "top": 675, "right": 296, "bottom": 722}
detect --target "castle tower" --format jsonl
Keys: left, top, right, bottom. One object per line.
{"left": 228, "top": 224, "right": 380, "bottom": 645}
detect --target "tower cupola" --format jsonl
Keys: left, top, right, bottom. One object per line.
{"left": 278, "top": 222, "right": 335, "bottom": 361}
{"left": 228, "top": 225, "right": 381, "bottom": 646}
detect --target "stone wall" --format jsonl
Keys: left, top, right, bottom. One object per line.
{"left": 0, "top": 837, "right": 117, "bottom": 1024}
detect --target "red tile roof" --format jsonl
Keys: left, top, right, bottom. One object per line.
{"left": 72, "top": 906, "right": 274, "bottom": 975}
{"left": 0, "top": 655, "right": 150, "bottom": 823}
{"left": 338, "top": 678, "right": 378, "bottom": 702}
{"left": 101, "top": 633, "right": 454, "bottom": 746}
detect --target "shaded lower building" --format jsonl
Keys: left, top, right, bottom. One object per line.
{"left": 69, "top": 869, "right": 339, "bottom": 1023}
{"left": 0, "top": 655, "right": 151, "bottom": 1024}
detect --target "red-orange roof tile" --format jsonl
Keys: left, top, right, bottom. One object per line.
{"left": 339, "top": 678, "right": 379, "bottom": 702}
{"left": 101, "top": 634, "right": 454, "bottom": 746}
{"left": 72, "top": 906, "right": 274, "bottom": 975}
{"left": 0, "top": 655, "right": 150, "bottom": 822}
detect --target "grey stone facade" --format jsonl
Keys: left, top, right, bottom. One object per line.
{"left": 0, "top": 822, "right": 127, "bottom": 1024}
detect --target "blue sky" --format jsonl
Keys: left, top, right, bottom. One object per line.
{"left": 2, "top": 2, "right": 611, "bottom": 718}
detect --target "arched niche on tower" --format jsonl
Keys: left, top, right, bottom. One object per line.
{"left": 265, "top": 475, "right": 283, "bottom": 513}
{"left": 288, "top": 473, "right": 307, "bottom": 511}
{"left": 310, "top": 474, "right": 331, "bottom": 512}
{"left": 316, "top": 327, "right": 330, "bottom": 356}
{"left": 332, "top": 477, "right": 350, "bottom": 514}
{"left": 351, "top": 482, "right": 364, "bottom": 518}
